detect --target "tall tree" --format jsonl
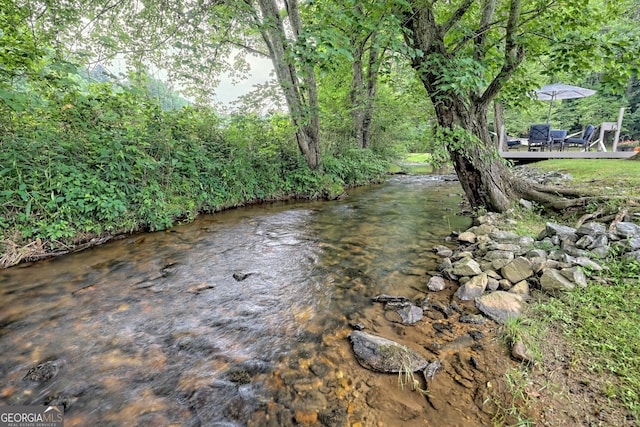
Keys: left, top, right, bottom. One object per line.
{"left": 19, "top": 0, "right": 323, "bottom": 168}
{"left": 399, "top": 0, "right": 640, "bottom": 212}
{"left": 344, "top": 5, "right": 384, "bottom": 149}
{"left": 304, "top": 0, "right": 404, "bottom": 150}
{"left": 252, "top": 0, "right": 321, "bottom": 168}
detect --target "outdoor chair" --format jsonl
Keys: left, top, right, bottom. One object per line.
{"left": 563, "top": 124, "right": 595, "bottom": 151}
{"left": 506, "top": 135, "right": 522, "bottom": 150}
{"left": 527, "top": 124, "right": 552, "bottom": 151}
{"left": 550, "top": 129, "right": 568, "bottom": 151}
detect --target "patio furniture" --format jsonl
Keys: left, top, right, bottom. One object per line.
{"left": 506, "top": 136, "right": 522, "bottom": 150}
{"left": 595, "top": 107, "right": 625, "bottom": 152}
{"left": 550, "top": 129, "right": 568, "bottom": 151}
{"left": 564, "top": 124, "right": 596, "bottom": 151}
{"left": 527, "top": 124, "right": 552, "bottom": 151}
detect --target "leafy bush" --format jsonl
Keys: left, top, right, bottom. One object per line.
{"left": 323, "top": 146, "right": 389, "bottom": 185}
{"left": 0, "top": 31, "right": 389, "bottom": 261}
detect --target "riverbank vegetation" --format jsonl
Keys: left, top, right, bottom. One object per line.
{"left": 3, "top": 1, "right": 640, "bottom": 267}
{"left": 492, "top": 161, "right": 640, "bottom": 424}
{"left": 2, "top": 1, "right": 640, "bottom": 425}
{"left": 0, "top": 81, "right": 389, "bottom": 266}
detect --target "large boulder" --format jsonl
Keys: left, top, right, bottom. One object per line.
{"left": 452, "top": 257, "right": 482, "bottom": 276}
{"left": 475, "top": 291, "right": 523, "bottom": 324}
{"left": 348, "top": 331, "right": 429, "bottom": 373}
{"left": 540, "top": 268, "right": 586, "bottom": 294}
{"left": 454, "top": 273, "right": 488, "bottom": 301}
{"left": 500, "top": 256, "right": 533, "bottom": 284}
{"left": 538, "top": 222, "right": 577, "bottom": 241}
{"left": 457, "top": 231, "right": 476, "bottom": 243}
{"left": 576, "top": 222, "right": 607, "bottom": 237}
{"left": 612, "top": 221, "right": 640, "bottom": 239}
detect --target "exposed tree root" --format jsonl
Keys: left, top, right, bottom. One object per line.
{"left": 511, "top": 179, "right": 640, "bottom": 214}
{"left": 610, "top": 208, "right": 629, "bottom": 230}
{"left": 576, "top": 207, "right": 605, "bottom": 228}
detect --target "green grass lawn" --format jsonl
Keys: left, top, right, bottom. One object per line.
{"left": 403, "top": 153, "right": 433, "bottom": 163}
{"left": 532, "top": 258, "right": 640, "bottom": 417}
{"left": 389, "top": 153, "right": 439, "bottom": 174}
{"left": 528, "top": 159, "right": 640, "bottom": 197}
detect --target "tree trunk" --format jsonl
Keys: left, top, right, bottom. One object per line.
{"left": 350, "top": 29, "right": 381, "bottom": 149}
{"left": 255, "top": 0, "right": 321, "bottom": 169}
{"left": 433, "top": 100, "right": 515, "bottom": 212}
{"left": 361, "top": 41, "right": 380, "bottom": 149}
{"left": 493, "top": 102, "right": 505, "bottom": 149}
{"left": 350, "top": 40, "right": 366, "bottom": 147}
{"left": 401, "top": 0, "right": 526, "bottom": 213}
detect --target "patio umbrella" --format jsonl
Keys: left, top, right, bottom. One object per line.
{"left": 535, "top": 83, "right": 596, "bottom": 123}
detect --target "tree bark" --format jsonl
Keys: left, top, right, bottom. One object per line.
{"left": 433, "top": 100, "right": 515, "bottom": 212}
{"left": 350, "top": 39, "right": 366, "bottom": 147}
{"left": 402, "top": 0, "right": 528, "bottom": 212}
{"left": 350, "top": 30, "right": 381, "bottom": 149}
{"left": 361, "top": 41, "right": 380, "bottom": 149}
{"left": 493, "top": 102, "right": 505, "bottom": 149}
{"left": 255, "top": 0, "right": 321, "bottom": 169}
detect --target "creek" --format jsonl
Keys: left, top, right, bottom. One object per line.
{"left": 0, "top": 175, "right": 491, "bottom": 426}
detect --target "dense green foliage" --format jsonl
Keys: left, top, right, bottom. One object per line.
{"left": 0, "top": 1, "right": 389, "bottom": 261}
{"left": 3, "top": 0, "right": 640, "bottom": 259}
{"left": 0, "top": 73, "right": 387, "bottom": 256}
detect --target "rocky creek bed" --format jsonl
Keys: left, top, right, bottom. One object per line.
{"left": 4, "top": 169, "right": 639, "bottom": 426}
{"left": 345, "top": 168, "right": 640, "bottom": 426}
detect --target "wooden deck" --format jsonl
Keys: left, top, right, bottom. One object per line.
{"left": 500, "top": 150, "right": 637, "bottom": 164}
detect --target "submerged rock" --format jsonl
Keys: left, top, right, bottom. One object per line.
{"left": 371, "top": 294, "right": 410, "bottom": 304}
{"left": 348, "top": 331, "right": 429, "bottom": 373}
{"left": 23, "top": 358, "right": 66, "bottom": 383}
{"left": 426, "top": 275, "right": 447, "bottom": 291}
{"left": 396, "top": 305, "right": 424, "bottom": 325}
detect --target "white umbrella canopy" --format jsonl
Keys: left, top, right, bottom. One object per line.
{"left": 535, "top": 83, "right": 597, "bottom": 122}
{"left": 535, "top": 83, "right": 596, "bottom": 101}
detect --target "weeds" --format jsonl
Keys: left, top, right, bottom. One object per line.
{"left": 1, "top": 85, "right": 389, "bottom": 266}
{"left": 397, "top": 365, "right": 428, "bottom": 395}
{"left": 528, "top": 254, "right": 640, "bottom": 418}
{"left": 487, "top": 368, "right": 535, "bottom": 427}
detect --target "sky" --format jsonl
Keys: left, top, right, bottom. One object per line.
{"left": 107, "top": 52, "right": 274, "bottom": 106}
{"left": 213, "top": 54, "right": 274, "bottom": 105}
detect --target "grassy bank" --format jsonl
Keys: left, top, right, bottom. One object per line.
{"left": 503, "top": 159, "right": 640, "bottom": 424}
{"left": 531, "top": 158, "right": 640, "bottom": 197}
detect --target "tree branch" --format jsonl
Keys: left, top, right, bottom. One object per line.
{"left": 480, "top": 0, "right": 524, "bottom": 105}
{"left": 440, "top": 0, "right": 475, "bottom": 34}
{"left": 473, "top": 0, "right": 497, "bottom": 62}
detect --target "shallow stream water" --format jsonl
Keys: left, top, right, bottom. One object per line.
{"left": 1, "top": 175, "right": 501, "bottom": 426}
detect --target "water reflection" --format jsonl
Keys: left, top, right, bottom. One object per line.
{"left": 0, "top": 175, "right": 470, "bottom": 426}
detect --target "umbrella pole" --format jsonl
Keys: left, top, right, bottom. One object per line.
{"left": 546, "top": 94, "right": 555, "bottom": 124}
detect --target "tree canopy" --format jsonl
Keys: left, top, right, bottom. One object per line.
{"left": 2, "top": 0, "right": 640, "bottom": 209}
